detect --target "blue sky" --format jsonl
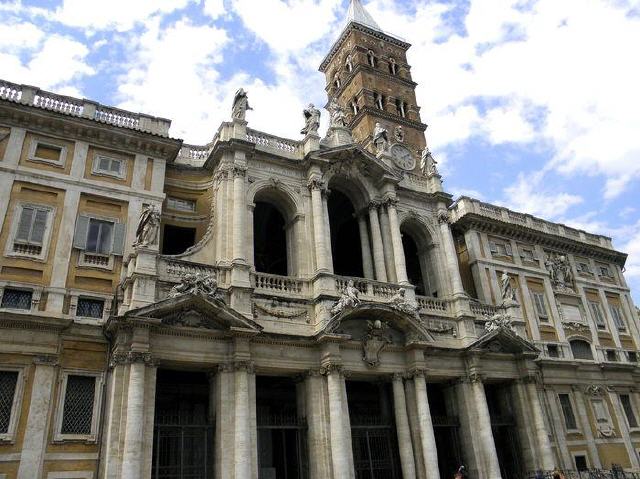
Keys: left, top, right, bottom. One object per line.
{"left": 1, "top": 0, "right": 639, "bottom": 303}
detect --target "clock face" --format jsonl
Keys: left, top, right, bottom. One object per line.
{"left": 390, "top": 144, "right": 416, "bottom": 171}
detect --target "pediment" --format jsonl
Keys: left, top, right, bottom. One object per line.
{"left": 323, "top": 302, "right": 434, "bottom": 344}
{"left": 125, "top": 293, "right": 262, "bottom": 334}
{"left": 314, "top": 144, "right": 401, "bottom": 182}
{"left": 468, "top": 328, "right": 539, "bottom": 356}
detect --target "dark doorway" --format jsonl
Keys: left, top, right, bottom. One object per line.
{"left": 484, "top": 383, "right": 524, "bottom": 479}
{"left": 347, "top": 381, "right": 401, "bottom": 479}
{"left": 254, "top": 202, "right": 288, "bottom": 276}
{"left": 402, "top": 233, "right": 425, "bottom": 296}
{"left": 152, "top": 369, "right": 213, "bottom": 479}
{"left": 328, "top": 189, "right": 363, "bottom": 277}
{"left": 256, "top": 376, "right": 307, "bottom": 479}
{"left": 162, "top": 224, "right": 196, "bottom": 255}
{"left": 427, "top": 384, "right": 463, "bottom": 478}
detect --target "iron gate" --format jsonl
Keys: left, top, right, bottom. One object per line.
{"left": 257, "top": 408, "right": 308, "bottom": 479}
{"left": 152, "top": 424, "right": 214, "bottom": 479}
{"left": 351, "top": 423, "right": 401, "bottom": 479}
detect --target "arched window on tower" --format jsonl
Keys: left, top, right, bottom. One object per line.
{"left": 389, "top": 58, "right": 398, "bottom": 75}
{"left": 334, "top": 72, "right": 341, "bottom": 89}
{"left": 367, "top": 50, "right": 377, "bottom": 68}
{"left": 351, "top": 97, "right": 359, "bottom": 115}
{"left": 395, "top": 99, "right": 407, "bottom": 118}
{"left": 345, "top": 55, "right": 353, "bottom": 73}
{"left": 374, "top": 92, "right": 385, "bottom": 110}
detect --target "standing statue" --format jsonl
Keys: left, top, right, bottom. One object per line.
{"left": 134, "top": 204, "right": 160, "bottom": 247}
{"left": 500, "top": 272, "right": 516, "bottom": 303}
{"left": 545, "top": 254, "right": 573, "bottom": 290}
{"left": 328, "top": 100, "right": 347, "bottom": 128}
{"left": 232, "top": 88, "right": 252, "bottom": 121}
{"left": 373, "top": 122, "right": 389, "bottom": 154}
{"left": 300, "top": 103, "right": 321, "bottom": 136}
{"left": 394, "top": 125, "right": 405, "bottom": 143}
{"left": 420, "top": 147, "right": 439, "bottom": 176}
{"left": 331, "top": 280, "right": 361, "bottom": 315}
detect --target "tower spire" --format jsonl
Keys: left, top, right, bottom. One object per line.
{"left": 346, "top": 0, "right": 381, "bottom": 31}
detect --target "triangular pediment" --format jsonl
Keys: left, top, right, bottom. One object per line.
{"left": 125, "top": 293, "right": 262, "bottom": 334}
{"left": 314, "top": 144, "right": 402, "bottom": 182}
{"left": 468, "top": 327, "right": 539, "bottom": 356}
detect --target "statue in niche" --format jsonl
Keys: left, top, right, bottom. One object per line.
{"left": 373, "top": 122, "right": 389, "bottom": 154}
{"left": 328, "top": 100, "right": 347, "bottom": 128}
{"left": 388, "top": 288, "right": 420, "bottom": 318}
{"left": 362, "top": 319, "right": 391, "bottom": 367}
{"left": 394, "top": 125, "right": 405, "bottom": 143}
{"left": 301, "top": 103, "right": 321, "bottom": 136}
{"left": 169, "top": 273, "right": 223, "bottom": 302}
{"left": 500, "top": 272, "right": 517, "bottom": 304}
{"left": 232, "top": 88, "right": 252, "bottom": 120}
{"left": 420, "top": 147, "right": 439, "bottom": 176}
{"left": 331, "top": 280, "right": 361, "bottom": 315}
{"left": 134, "top": 204, "right": 160, "bottom": 248}
{"left": 545, "top": 253, "right": 573, "bottom": 291}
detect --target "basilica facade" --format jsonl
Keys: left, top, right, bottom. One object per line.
{"left": 0, "top": 1, "right": 639, "bottom": 478}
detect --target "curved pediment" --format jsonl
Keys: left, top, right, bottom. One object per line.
{"left": 314, "top": 144, "right": 402, "bottom": 182}
{"left": 324, "top": 302, "right": 434, "bottom": 344}
{"left": 124, "top": 293, "right": 263, "bottom": 335}
{"left": 467, "top": 327, "right": 539, "bottom": 356}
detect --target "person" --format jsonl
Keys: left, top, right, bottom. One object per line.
{"left": 454, "top": 465, "right": 466, "bottom": 478}
{"left": 551, "top": 467, "right": 565, "bottom": 479}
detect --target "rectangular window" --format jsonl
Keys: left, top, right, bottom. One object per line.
{"left": 620, "top": 394, "right": 639, "bottom": 428}
{"left": 559, "top": 393, "right": 578, "bottom": 430}
{"left": 73, "top": 215, "right": 125, "bottom": 260}
{"left": 167, "top": 197, "right": 196, "bottom": 213}
{"left": 547, "top": 344, "right": 560, "bottom": 358}
{"left": 76, "top": 298, "right": 105, "bottom": 319}
{"left": 0, "top": 371, "right": 19, "bottom": 434}
{"left": 577, "top": 262, "right": 592, "bottom": 275}
{"left": 1, "top": 289, "right": 32, "bottom": 310}
{"left": 489, "top": 240, "right": 512, "bottom": 257}
{"left": 520, "top": 247, "right": 537, "bottom": 262}
{"left": 532, "top": 292, "right": 548, "bottom": 320}
{"left": 609, "top": 304, "right": 626, "bottom": 331}
{"left": 93, "top": 155, "right": 124, "bottom": 178}
{"left": 11, "top": 204, "right": 50, "bottom": 257}
{"left": 628, "top": 351, "right": 638, "bottom": 363}
{"left": 575, "top": 455, "right": 588, "bottom": 471}
{"left": 86, "top": 218, "right": 114, "bottom": 255}
{"left": 60, "top": 375, "right": 96, "bottom": 436}
{"left": 561, "top": 303, "right": 584, "bottom": 324}
{"left": 606, "top": 350, "right": 618, "bottom": 362}
{"left": 589, "top": 301, "right": 606, "bottom": 329}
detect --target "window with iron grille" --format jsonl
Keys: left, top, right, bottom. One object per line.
{"left": 589, "top": 301, "right": 606, "bottom": 329}
{"left": 609, "top": 304, "right": 626, "bottom": 331}
{"left": 1, "top": 289, "right": 32, "bottom": 310}
{"left": 558, "top": 393, "right": 578, "bottom": 430}
{"left": 570, "top": 339, "right": 593, "bottom": 360}
{"left": 0, "top": 371, "right": 19, "bottom": 434}
{"left": 620, "top": 394, "right": 639, "bottom": 428}
{"left": 531, "top": 292, "right": 548, "bottom": 320}
{"left": 76, "top": 298, "right": 105, "bottom": 319}
{"left": 60, "top": 375, "right": 96, "bottom": 435}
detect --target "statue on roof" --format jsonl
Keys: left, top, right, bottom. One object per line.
{"left": 328, "top": 100, "right": 347, "bottom": 128}
{"left": 373, "top": 122, "right": 389, "bottom": 154}
{"left": 301, "top": 103, "right": 321, "bottom": 136}
{"left": 232, "top": 88, "right": 252, "bottom": 121}
{"left": 420, "top": 147, "right": 439, "bottom": 176}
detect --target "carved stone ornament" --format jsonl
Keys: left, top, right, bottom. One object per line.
{"left": 585, "top": 384, "right": 605, "bottom": 397}
{"left": 163, "top": 310, "right": 215, "bottom": 329}
{"left": 33, "top": 355, "right": 59, "bottom": 366}
{"left": 394, "top": 125, "right": 405, "bottom": 143}
{"left": 426, "top": 319, "right": 457, "bottom": 337}
{"left": 562, "top": 320, "right": 590, "bottom": 333}
{"left": 373, "top": 122, "right": 389, "bottom": 154}
{"left": 483, "top": 311, "right": 515, "bottom": 335}
{"left": 110, "top": 351, "right": 154, "bottom": 368}
{"left": 388, "top": 288, "right": 420, "bottom": 318}
{"left": 545, "top": 253, "right": 574, "bottom": 292}
{"left": 300, "top": 103, "right": 321, "bottom": 136}
{"left": 362, "top": 320, "right": 392, "bottom": 368}
{"left": 437, "top": 210, "right": 451, "bottom": 225}
{"left": 169, "top": 273, "right": 224, "bottom": 302}
{"left": 133, "top": 204, "right": 160, "bottom": 248}
{"left": 307, "top": 177, "right": 326, "bottom": 192}
{"left": 331, "top": 280, "right": 361, "bottom": 316}
{"left": 598, "top": 424, "right": 616, "bottom": 438}
{"left": 232, "top": 88, "right": 252, "bottom": 121}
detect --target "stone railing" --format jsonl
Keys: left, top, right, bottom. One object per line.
{"left": 334, "top": 276, "right": 400, "bottom": 301}
{"left": 451, "top": 197, "right": 614, "bottom": 249}
{"left": 470, "top": 300, "right": 500, "bottom": 317}
{"left": 177, "top": 144, "right": 213, "bottom": 164}
{"left": 246, "top": 128, "right": 301, "bottom": 157}
{"left": 253, "top": 272, "right": 307, "bottom": 295}
{"left": 415, "top": 295, "right": 449, "bottom": 314}
{"left": 0, "top": 79, "right": 171, "bottom": 137}
{"left": 158, "top": 257, "right": 220, "bottom": 282}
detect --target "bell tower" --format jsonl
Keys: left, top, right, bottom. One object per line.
{"left": 319, "top": 0, "right": 428, "bottom": 173}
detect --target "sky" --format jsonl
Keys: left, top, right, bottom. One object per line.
{"left": 1, "top": 0, "right": 639, "bottom": 303}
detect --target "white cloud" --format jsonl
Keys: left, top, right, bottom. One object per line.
{"left": 203, "top": 0, "right": 225, "bottom": 19}
{"left": 0, "top": 22, "right": 43, "bottom": 50}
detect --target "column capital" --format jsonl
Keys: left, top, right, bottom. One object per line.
{"left": 368, "top": 200, "right": 382, "bottom": 210}
{"left": 437, "top": 209, "right": 451, "bottom": 225}
{"left": 382, "top": 195, "right": 399, "bottom": 208}
{"left": 320, "top": 362, "right": 344, "bottom": 376}
{"left": 109, "top": 351, "right": 155, "bottom": 368}
{"left": 518, "top": 371, "right": 542, "bottom": 385}
{"left": 218, "top": 360, "right": 255, "bottom": 374}
{"left": 307, "top": 177, "right": 326, "bottom": 192}
{"left": 461, "top": 371, "right": 485, "bottom": 384}
{"left": 405, "top": 367, "right": 428, "bottom": 379}
{"left": 231, "top": 165, "right": 247, "bottom": 178}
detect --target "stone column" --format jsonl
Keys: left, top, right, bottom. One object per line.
{"left": 309, "top": 178, "right": 329, "bottom": 272}
{"left": 141, "top": 366, "right": 158, "bottom": 479}
{"left": 357, "top": 213, "right": 375, "bottom": 279}
{"left": 17, "top": 356, "right": 57, "bottom": 479}
{"left": 247, "top": 203, "right": 255, "bottom": 268}
{"left": 232, "top": 166, "right": 247, "bottom": 262}
{"left": 368, "top": 202, "right": 388, "bottom": 282}
{"left": 305, "top": 371, "right": 332, "bottom": 478}
{"left": 413, "top": 372, "right": 440, "bottom": 479}
{"left": 392, "top": 374, "right": 416, "bottom": 479}
{"left": 525, "top": 379, "right": 555, "bottom": 471}
{"left": 234, "top": 362, "right": 253, "bottom": 479}
{"left": 322, "top": 191, "right": 334, "bottom": 271}
{"left": 121, "top": 357, "right": 149, "bottom": 479}
{"left": 379, "top": 203, "right": 397, "bottom": 282}
{"left": 404, "top": 380, "right": 427, "bottom": 478}
{"left": 215, "top": 172, "right": 228, "bottom": 262}
{"left": 438, "top": 211, "right": 465, "bottom": 297}
{"left": 386, "top": 197, "right": 409, "bottom": 285}
{"left": 325, "top": 365, "right": 354, "bottom": 479}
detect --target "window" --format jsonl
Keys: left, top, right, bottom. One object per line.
{"left": 162, "top": 224, "right": 196, "bottom": 256}
{"left": 620, "top": 394, "right": 639, "bottom": 428}
{"left": 167, "top": 197, "right": 196, "bottom": 213}
{"left": 374, "top": 92, "right": 384, "bottom": 110}
{"left": 0, "top": 371, "right": 19, "bottom": 435}
{"left": 570, "top": 340, "right": 593, "bottom": 360}
{"left": 10, "top": 204, "right": 52, "bottom": 258}
{"left": 345, "top": 56, "right": 353, "bottom": 73}
{"left": 532, "top": 292, "right": 548, "bottom": 321}
{"left": 28, "top": 139, "right": 66, "bottom": 166}
{"left": 93, "top": 155, "right": 125, "bottom": 179}
{"left": 589, "top": 301, "right": 606, "bottom": 329}
{"left": 55, "top": 373, "right": 102, "bottom": 442}
{"left": 1, "top": 288, "right": 32, "bottom": 310}
{"left": 520, "top": 247, "right": 538, "bottom": 263}
{"left": 333, "top": 73, "right": 341, "bottom": 89}
{"left": 577, "top": 261, "right": 592, "bottom": 275}
{"left": 575, "top": 455, "right": 588, "bottom": 471}
{"left": 395, "top": 98, "right": 407, "bottom": 118}
{"left": 73, "top": 216, "right": 125, "bottom": 262}
{"left": 388, "top": 58, "right": 397, "bottom": 75}
{"left": 598, "top": 264, "right": 613, "bottom": 278}
{"left": 609, "top": 304, "right": 626, "bottom": 331}
{"left": 489, "top": 240, "right": 513, "bottom": 257}
{"left": 76, "top": 298, "right": 105, "bottom": 319}
{"left": 558, "top": 393, "right": 578, "bottom": 430}
{"left": 367, "top": 50, "right": 377, "bottom": 68}
{"left": 547, "top": 344, "right": 560, "bottom": 358}
{"left": 351, "top": 97, "right": 359, "bottom": 115}
{"left": 606, "top": 349, "right": 618, "bottom": 362}
{"left": 627, "top": 351, "right": 638, "bottom": 363}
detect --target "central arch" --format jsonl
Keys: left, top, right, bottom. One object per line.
{"left": 328, "top": 188, "right": 363, "bottom": 277}
{"left": 400, "top": 218, "right": 440, "bottom": 297}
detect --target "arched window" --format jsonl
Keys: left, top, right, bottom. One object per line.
{"left": 401, "top": 225, "right": 439, "bottom": 297}
{"left": 253, "top": 202, "right": 287, "bottom": 276}
{"left": 570, "top": 340, "right": 594, "bottom": 360}
{"left": 351, "top": 97, "right": 359, "bottom": 115}
{"left": 345, "top": 55, "right": 353, "bottom": 73}
{"left": 367, "top": 50, "right": 377, "bottom": 68}
{"left": 334, "top": 72, "right": 341, "bottom": 89}
{"left": 389, "top": 58, "right": 397, "bottom": 75}
{"left": 328, "top": 188, "right": 364, "bottom": 278}
{"left": 374, "top": 92, "right": 384, "bottom": 110}
{"left": 395, "top": 99, "right": 407, "bottom": 118}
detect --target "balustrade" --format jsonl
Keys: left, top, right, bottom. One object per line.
{"left": 253, "top": 272, "right": 305, "bottom": 294}
{"left": 470, "top": 300, "right": 500, "bottom": 317}
{"left": 246, "top": 128, "right": 300, "bottom": 155}
{"left": 415, "top": 295, "right": 448, "bottom": 313}
{"left": 34, "top": 92, "right": 83, "bottom": 116}
{"left": 0, "top": 80, "right": 21, "bottom": 101}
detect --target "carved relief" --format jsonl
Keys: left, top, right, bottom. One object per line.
{"left": 362, "top": 320, "right": 391, "bottom": 368}
{"left": 545, "top": 253, "right": 574, "bottom": 292}
{"left": 483, "top": 311, "right": 515, "bottom": 334}
{"left": 253, "top": 300, "right": 309, "bottom": 323}
{"left": 169, "top": 273, "right": 224, "bottom": 302}
{"left": 331, "top": 280, "right": 361, "bottom": 316}
{"left": 388, "top": 288, "right": 419, "bottom": 318}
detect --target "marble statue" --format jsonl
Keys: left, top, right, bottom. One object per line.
{"left": 169, "top": 273, "right": 223, "bottom": 301}
{"left": 388, "top": 288, "right": 420, "bottom": 318}
{"left": 545, "top": 254, "right": 573, "bottom": 290}
{"left": 134, "top": 204, "right": 160, "bottom": 247}
{"left": 301, "top": 103, "right": 321, "bottom": 136}
{"left": 500, "top": 272, "right": 516, "bottom": 304}
{"left": 328, "top": 100, "right": 347, "bottom": 128}
{"left": 373, "top": 122, "right": 389, "bottom": 154}
{"left": 484, "top": 311, "right": 515, "bottom": 334}
{"left": 420, "top": 147, "right": 439, "bottom": 176}
{"left": 394, "top": 125, "right": 405, "bottom": 143}
{"left": 331, "top": 280, "right": 361, "bottom": 315}
{"left": 232, "top": 88, "right": 252, "bottom": 120}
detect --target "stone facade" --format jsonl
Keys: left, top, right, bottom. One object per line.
{"left": 0, "top": 1, "right": 639, "bottom": 478}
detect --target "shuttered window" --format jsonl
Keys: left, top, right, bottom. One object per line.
{"left": 589, "top": 301, "right": 606, "bottom": 329}
{"left": 558, "top": 394, "right": 578, "bottom": 430}
{"left": 570, "top": 340, "right": 593, "bottom": 360}
{"left": 15, "top": 206, "right": 49, "bottom": 245}
{"left": 609, "top": 304, "right": 626, "bottom": 331}
{"left": 531, "top": 292, "right": 548, "bottom": 320}
{"left": 73, "top": 216, "right": 125, "bottom": 256}
{"left": 94, "top": 156, "right": 124, "bottom": 177}
{"left": 620, "top": 394, "right": 639, "bottom": 428}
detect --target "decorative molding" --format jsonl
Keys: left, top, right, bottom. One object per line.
{"left": 109, "top": 351, "right": 154, "bottom": 367}
{"left": 33, "top": 355, "right": 59, "bottom": 366}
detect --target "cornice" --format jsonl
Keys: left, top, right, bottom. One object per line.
{"left": 326, "top": 63, "right": 418, "bottom": 99}
{"left": 349, "top": 106, "right": 427, "bottom": 132}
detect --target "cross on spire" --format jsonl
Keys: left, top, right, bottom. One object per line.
{"left": 346, "top": 0, "right": 381, "bottom": 31}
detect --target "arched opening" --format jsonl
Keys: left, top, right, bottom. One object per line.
{"left": 570, "top": 339, "right": 593, "bottom": 360}
{"left": 253, "top": 202, "right": 287, "bottom": 276}
{"left": 328, "top": 189, "right": 363, "bottom": 278}
{"left": 401, "top": 223, "right": 439, "bottom": 297}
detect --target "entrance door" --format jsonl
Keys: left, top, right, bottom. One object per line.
{"left": 348, "top": 381, "right": 401, "bottom": 479}
{"left": 152, "top": 370, "right": 214, "bottom": 479}
{"left": 485, "top": 384, "right": 524, "bottom": 479}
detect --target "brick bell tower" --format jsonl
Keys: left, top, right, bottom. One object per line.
{"left": 319, "top": 0, "right": 428, "bottom": 174}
